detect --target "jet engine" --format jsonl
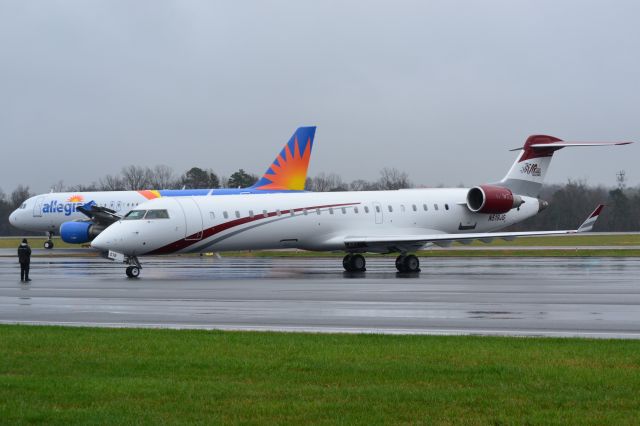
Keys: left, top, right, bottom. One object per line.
{"left": 466, "top": 185, "right": 524, "bottom": 214}
{"left": 60, "top": 221, "right": 106, "bottom": 244}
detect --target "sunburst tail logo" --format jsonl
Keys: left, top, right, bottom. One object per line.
{"left": 67, "top": 195, "right": 84, "bottom": 202}
{"left": 253, "top": 126, "right": 316, "bottom": 191}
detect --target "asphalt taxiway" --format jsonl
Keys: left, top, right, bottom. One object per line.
{"left": 1, "top": 255, "right": 639, "bottom": 338}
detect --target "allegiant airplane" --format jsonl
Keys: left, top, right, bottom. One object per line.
{"left": 90, "top": 134, "right": 631, "bottom": 278}
{"left": 9, "top": 127, "right": 316, "bottom": 248}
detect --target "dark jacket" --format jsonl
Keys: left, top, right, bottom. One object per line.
{"left": 18, "top": 243, "right": 31, "bottom": 263}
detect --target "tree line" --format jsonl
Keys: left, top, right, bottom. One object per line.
{"left": 1, "top": 165, "right": 638, "bottom": 235}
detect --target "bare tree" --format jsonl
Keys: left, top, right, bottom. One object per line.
{"left": 378, "top": 167, "right": 411, "bottom": 190}
{"left": 309, "top": 172, "right": 345, "bottom": 192}
{"left": 99, "top": 174, "right": 125, "bottom": 191}
{"left": 149, "top": 165, "right": 178, "bottom": 189}
{"left": 50, "top": 180, "right": 65, "bottom": 192}
{"left": 121, "top": 165, "right": 152, "bottom": 190}
{"left": 11, "top": 185, "right": 31, "bottom": 208}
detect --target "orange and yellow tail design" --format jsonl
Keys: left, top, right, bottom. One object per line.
{"left": 252, "top": 127, "right": 316, "bottom": 191}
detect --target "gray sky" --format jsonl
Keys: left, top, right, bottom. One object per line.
{"left": 1, "top": 0, "right": 638, "bottom": 194}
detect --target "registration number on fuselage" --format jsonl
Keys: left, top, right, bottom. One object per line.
{"left": 488, "top": 213, "right": 506, "bottom": 221}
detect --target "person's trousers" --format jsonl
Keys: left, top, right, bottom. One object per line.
{"left": 20, "top": 262, "right": 30, "bottom": 281}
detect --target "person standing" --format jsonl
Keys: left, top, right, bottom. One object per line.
{"left": 18, "top": 238, "right": 31, "bottom": 282}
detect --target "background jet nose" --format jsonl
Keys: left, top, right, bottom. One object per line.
{"left": 9, "top": 211, "right": 18, "bottom": 226}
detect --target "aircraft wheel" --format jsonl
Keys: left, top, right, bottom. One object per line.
{"left": 126, "top": 266, "right": 140, "bottom": 278}
{"left": 343, "top": 254, "right": 366, "bottom": 272}
{"left": 395, "top": 255, "right": 406, "bottom": 272}
{"left": 44, "top": 240, "right": 54, "bottom": 249}
{"left": 402, "top": 254, "right": 420, "bottom": 273}
{"left": 343, "top": 254, "right": 353, "bottom": 271}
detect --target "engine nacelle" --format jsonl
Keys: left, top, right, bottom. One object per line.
{"left": 60, "top": 221, "right": 106, "bottom": 244}
{"left": 466, "top": 185, "right": 524, "bottom": 214}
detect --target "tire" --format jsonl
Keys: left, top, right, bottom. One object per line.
{"left": 403, "top": 255, "right": 420, "bottom": 273}
{"left": 350, "top": 254, "right": 366, "bottom": 272}
{"left": 44, "top": 240, "right": 53, "bottom": 249}
{"left": 343, "top": 254, "right": 353, "bottom": 271}
{"left": 126, "top": 266, "right": 140, "bottom": 278}
{"left": 395, "top": 255, "right": 406, "bottom": 272}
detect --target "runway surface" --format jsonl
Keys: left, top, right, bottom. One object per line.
{"left": 1, "top": 255, "right": 639, "bottom": 338}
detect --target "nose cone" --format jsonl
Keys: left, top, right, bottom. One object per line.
{"left": 9, "top": 210, "right": 20, "bottom": 228}
{"left": 90, "top": 231, "right": 113, "bottom": 252}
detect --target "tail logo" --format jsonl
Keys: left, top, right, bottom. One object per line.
{"left": 254, "top": 135, "right": 312, "bottom": 191}
{"left": 520, "top": 163, "right": 542, "bottom": 177}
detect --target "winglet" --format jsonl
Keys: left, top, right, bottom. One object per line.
{"left": 251, "top": 126, "right": 316, "bottom": 191}
{"left": 577, "top": 204, "right": 605, "bottom": 233}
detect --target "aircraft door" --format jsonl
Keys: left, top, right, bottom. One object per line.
{"left": 33, "top": 196, "right": 45, "bottom": 217}
{"left": 372, "top": 202, "right": 383, "bottom": 224}
{"left": 175, "top": 198, "right": 204, "bottom": 241}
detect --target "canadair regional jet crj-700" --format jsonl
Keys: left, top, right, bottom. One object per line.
{"left": 9, "top": 127, "right": 316, "bottom": 249}
{"left": 91, "top": 135, "right": 631, "bottom": 278}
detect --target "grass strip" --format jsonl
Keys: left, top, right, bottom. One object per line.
{"left": 1, "top": 325, "right": 639, "bottom": 424}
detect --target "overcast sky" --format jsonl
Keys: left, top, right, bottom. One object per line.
{"left": 1, "top": 0, "right": 638, "bottom": 194}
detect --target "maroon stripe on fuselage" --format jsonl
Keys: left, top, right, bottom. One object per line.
{"left": 148, "top": 202, "right": 359, "bottom": 255}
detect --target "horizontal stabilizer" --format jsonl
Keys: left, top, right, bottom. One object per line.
{"left": 510, "top": 140, "right": 633, "bottom": 151}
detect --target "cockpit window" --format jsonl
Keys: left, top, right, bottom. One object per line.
{"left": 123, "top": 210, "right": 147, "bottom": 220}
{"left": 144, "top": 209, "right": 170, "bottom": 219}
{"left": 20, "top": 203, "right": 27, "bottom": 209}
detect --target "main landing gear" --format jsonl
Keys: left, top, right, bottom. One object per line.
{"left": 395, "top": 254, "right": 420, "bottom": 273}
{"left": 343, "top": 254, "right": 366, "bottom": 272}
{"left": 125, "top": 256, "right": 142, "bottom": 278}
{"left": 342, "top": 253, "right": 421, "bottom": 273}
{"left": 44, "top": 232, "right": 54, "bottom": 249}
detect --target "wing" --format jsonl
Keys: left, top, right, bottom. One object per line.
{"left": 76, "top": 201, "right": 122, "bottom": 227}
{"left": 343, "top": 205, "right": 604, "bottom": 252}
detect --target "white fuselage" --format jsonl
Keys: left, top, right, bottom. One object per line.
{"left": 8, "top": 191, "right": 156, "bottom": 233}
{"left": 91, "top": 189, "right": 541, "bottom": 256}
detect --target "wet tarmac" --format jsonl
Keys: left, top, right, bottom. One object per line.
{"left": 1, "top": 255, "right": 639, "bottom": 339}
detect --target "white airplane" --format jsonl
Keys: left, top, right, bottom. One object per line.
{"left": 91, "top": 134, "right": 631, "bottom": 278}
{"left": 9, "top": 127, "right": 316, "bottom": 248}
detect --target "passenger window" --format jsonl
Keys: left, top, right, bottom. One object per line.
{"left": 445, "top": 204, "right": 450, "bottom": 210}
{"left": 235, "top": 210, "right": 240, "bottom": 218}
{"left": 364, "top": 206, "right": 370, "bottom": 213}
{"left": 329, "top": 208, "right": 334, "bottom": 215}
{"left": 223, "top": 211, "right": 229, "bottom": 219}
{"left": 145, "top": 210, "right": 170, "bottom": 219}
{"left": 316, "top": 208, "right": 321, "bottom": 215}
{"left": 388, "top": 205, "right": 393, "bottom": 213}
{"left": 303, "top": 209, "right": 308, "bottom": 216}
{"left": 423, "top": 204, "right": 428, "bottom": 211}
{"left": 434, "top": 204, "right": 439, "bottom": 211}
{"left": 412, "top": 204, "right": 417, "bottom": 212}
{"left": 375, "top": 206, "right": 380, "bottom": 213}
{"left": 123, "top": 210, "right": 146, "bottom": 220}
{"left": 354, "top": 207, "right": 359, "bottom": 214}
{"left": 341, "top": 207, "right": 346, "bottom": 214}
{"left": 249, "top": 210, "right": 254, "bottom": 218}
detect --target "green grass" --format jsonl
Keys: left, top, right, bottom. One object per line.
{"left": 1, "top": 326, "right": 639, "bottom": 424}
{"left": 2, "top": 235, "right": 640, "bottom": 258}
{"left": 0, "top": 237, "right": 78, "bottom": 249}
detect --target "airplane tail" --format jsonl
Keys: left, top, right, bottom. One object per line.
{"left": 251, "top": 126, "right": 316, "bottom": 191}
{"left": 497, "top": 135, "right": 631, "bottom": 197}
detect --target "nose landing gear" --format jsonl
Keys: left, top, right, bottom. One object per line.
{"left": 124, "top": 256, "right": 142, "bottom": 278}
{"left": 44, "top": 232, "right": 54, "bottom": 249}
